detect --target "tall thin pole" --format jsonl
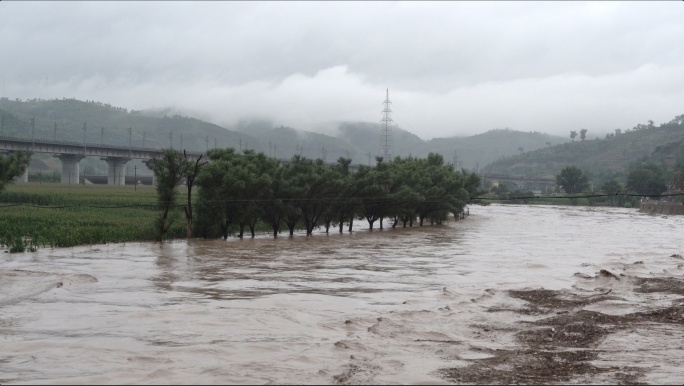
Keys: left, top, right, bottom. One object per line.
{"left": 380, "top": 89, "right": 393, "bottom": 161}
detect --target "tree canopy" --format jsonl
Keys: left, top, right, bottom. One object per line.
{"left": 556, "top": 166, "right": 590, "bottom": 195}
{"left": 189, "top": 151, "right": 480, "bottom": 239}
{"left": 0, "top": 151, "right": 30, "bottom": 193}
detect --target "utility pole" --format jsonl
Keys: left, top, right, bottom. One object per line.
{"left": 380, "top": 89, "right": 393, "bottom": 161}
{"left": 322, "top": 146, "right": 327, "bottom": 162}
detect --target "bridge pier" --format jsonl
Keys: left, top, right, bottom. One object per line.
{"left": 54, "top": 154, "right": 85, "bottom": 184}
{"left": 101, "top": 157, "right": 130, "bottom": 185}
{"left": 143, "top": 159, "right": 157, "bottom": 185}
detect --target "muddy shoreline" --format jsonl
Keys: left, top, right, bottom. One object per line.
{"left": 436, "top": 263, "right": 684, "bottom": 385}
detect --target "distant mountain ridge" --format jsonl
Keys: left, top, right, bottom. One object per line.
{"left": 482, "top": 115, "right": 684, "bottom": 186}
{"left": 0, "top": 97, "right": 570, "bottom": 174}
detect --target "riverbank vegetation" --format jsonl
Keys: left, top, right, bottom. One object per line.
{"left": 485, "top": 163, "right": 684, "bottom": 207}
{"left": 157, "top": 149, "right": 483, "bottom": 240}
{"left": 0, "top": 151, "right": 483, "bottom": 252}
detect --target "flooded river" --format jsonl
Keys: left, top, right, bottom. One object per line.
{"left": 1, "top": 204, "right": 683, "bottom": 384}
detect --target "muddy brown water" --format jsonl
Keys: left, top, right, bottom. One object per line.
{"left": 1, "top": 204, "right": 683, "bottom": 384}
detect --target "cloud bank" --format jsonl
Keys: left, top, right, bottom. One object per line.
{"left": 1, "top": 1, "right": 683, "bottom": 140}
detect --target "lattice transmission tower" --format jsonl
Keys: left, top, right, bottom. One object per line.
{"left": 380, "top": 89, "right": 393, "bottom": 161}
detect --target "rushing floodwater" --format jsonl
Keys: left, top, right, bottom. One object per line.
{"left": 1, "top": 204, "right": 683, "bottom": 384}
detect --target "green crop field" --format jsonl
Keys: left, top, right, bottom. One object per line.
{"left": 0, "top": 183, "right": 188, "bottom": 252}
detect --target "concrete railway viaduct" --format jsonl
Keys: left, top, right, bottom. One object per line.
{"left": 0, "top": 135, "right": 203, "bottom": 185}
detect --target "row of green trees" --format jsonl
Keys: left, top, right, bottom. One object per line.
{"left": 150, "top": 149, "right": 484, "bottom": 240}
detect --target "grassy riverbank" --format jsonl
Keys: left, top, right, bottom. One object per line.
{"left": 0, "top": 183, "right": 187, "bottom": 252}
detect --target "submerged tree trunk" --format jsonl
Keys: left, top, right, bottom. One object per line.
{"left": 221, "top": 221, "right": 229, "bottom": 240}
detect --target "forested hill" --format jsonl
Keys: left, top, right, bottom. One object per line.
{"left": 1, "top": 97, "right": 567, "bottom": 171}
{"left": 0, "top": 98, "right": 257, "bottom": 153}
{"left": 482, "top": 115, "right": 684, "bottom": 184}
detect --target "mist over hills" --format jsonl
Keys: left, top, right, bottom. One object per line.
{"left": 0, "top": 97, "right": 569, "bottom": 175}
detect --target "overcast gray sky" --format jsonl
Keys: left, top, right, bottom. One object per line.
{"left": 1, "top": 1, "right": 683, "bottom": 140}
